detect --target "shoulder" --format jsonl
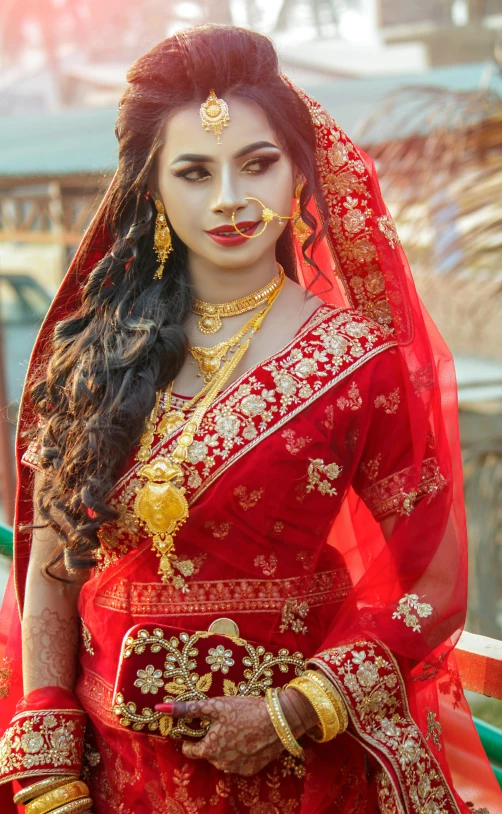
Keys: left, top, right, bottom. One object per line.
{"left": 305, "top": 304, "right": 397, "bottom": 357}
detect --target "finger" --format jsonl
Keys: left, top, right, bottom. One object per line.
{"left": 156, "top": 699, "right": 219, "bottom": 720}
{"left": 182, "top": 738, "right": 206, "bottom": 760}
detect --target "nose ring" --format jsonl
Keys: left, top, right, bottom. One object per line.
{"left": 231, "top": 196, "right": 293, "bottom": 239}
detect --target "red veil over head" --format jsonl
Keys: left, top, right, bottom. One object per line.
{"left": 0, "top": 73, "right": 500, "bottom": 813}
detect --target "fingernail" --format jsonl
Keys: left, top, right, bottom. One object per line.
{"left": 155, "top": 702, "right": 174, "bottom": 713}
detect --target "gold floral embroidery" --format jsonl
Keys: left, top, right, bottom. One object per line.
{"left": 410, "top": 364, "right": 434, "bottom": 396}
{"left": 361, "top": 457, "right": 447, "bottom": 520}
{"left": 0, "top": 657, "right": 12, "bottom": 699}
{"left": 21, "top": 440, "right": 42, "bottom": 471}
{"left": 280, "top": 598, "right": 309, "bottom": 634}
{"left": 0, "top": 709, "right": 86, "bottom": 782}
{"left": 392, "top": 594, "right": 433, "bottom": 633}
{"left": 311, "top": 641, "right": 462, "bottom": 814}
{"left": 306, "top": 458, "right": 342, "bottom": 497}
{"left": 204, "top": 521, "right": 232, "bottom": 539}
{"left": 324, "top": 404, "right": 335, "bottom": 430}
{"left": 377, "top": 215, "right": 401, "bottom": 249}
{"left": 281, "top": 428, "right": 313, "bottom": 455}
{"left": 233, "top": 485, "right": 265, "bottom": 511}
{"left": 254, "top": 553, "right": 278, "bottom": 577}
{"left": 95, "top": 568, "right": 351, "bottom": 617}
{"left": 426, "top": 708, "right": 442, "bottom": 749}
{"left": 236, "top": 763, "right": 301, "bottom": 811}
{"left": 81, "top": 621, "right": 95, "bottom": 655}
{"left": 272, "top": 520, "right": 285, "bottom": 535}
{"left": 361, "top": 453, "right": 382, "bottom": 482}
{"left": 296, "top": 551, "right": 314, "bottom": 571}
{"left": 113, "top": 628, "right": 305, "bottom": 738}
{"left": 374, "top": 387, "right": 400, "bottom": 415}
{"left": 337, "top": 381, "right": 362, "bottom": 411}
{"left": 376, "top": 769, "right": 401, "bottom": 814}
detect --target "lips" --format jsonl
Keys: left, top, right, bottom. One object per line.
{"left": 206, "top": 221, "right": 258, "bottom": 236}
{"left": 205, "top": 221, "right": 260, "bottom": 247}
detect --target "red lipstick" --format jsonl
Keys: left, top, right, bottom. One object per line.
{"left": 205, "top": 221, "right": 259, "bottom": 247}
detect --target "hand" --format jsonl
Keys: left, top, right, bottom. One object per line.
{"left": 156, "top": 689, "right": 318, "bottom": 776}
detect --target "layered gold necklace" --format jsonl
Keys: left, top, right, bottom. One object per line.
{"left": 133, "top": 282, "right": 283, "bottom": 590}
{"left": 189, "top": 264, "right": 285, "bottom": 384}
{"left": 192, "top": 264, "right": 285, "bottom": 334}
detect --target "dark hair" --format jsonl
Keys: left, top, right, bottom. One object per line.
{"left": 29, "top": 24, "right": 330, "bottom": 576}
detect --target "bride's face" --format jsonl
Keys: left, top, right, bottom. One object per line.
{"left": 155, "top": 95, "right": 298, "bottom": 269}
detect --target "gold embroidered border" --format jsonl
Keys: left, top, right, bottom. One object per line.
{"left": 0, "top": 708, "right": 86, "bottom": 784}
{"left": 361, "top": 457, "right": 447, "bottom": 520}
{"left": 309, "top": 641, "right": 462, "bottom": 814}
{"left": 94, "top": 567, "right": 351, "bottom": 616}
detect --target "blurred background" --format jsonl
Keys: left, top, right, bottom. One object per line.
{"left": 0, "top": 0, "right": 502, "bottom": 711}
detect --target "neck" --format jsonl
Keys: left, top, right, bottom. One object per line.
{"left": 187, "top": 249, "right": 280, "bottom": 303}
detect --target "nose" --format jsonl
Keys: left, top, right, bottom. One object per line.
{"left": 210, "top": 165, "right": 247, "bottom": 220}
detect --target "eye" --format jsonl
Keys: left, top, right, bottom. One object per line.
{"left": 242, "top": 156, "right": 279, "bottom": 174}
{"left": 174, "top": 166, "right": 210, "bottom": 182}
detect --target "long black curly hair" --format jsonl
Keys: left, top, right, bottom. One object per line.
{"left": 28, "top": 24, "right": 331, "bottom": 576}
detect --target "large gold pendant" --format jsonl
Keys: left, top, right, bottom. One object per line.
{"left": 157, "top": 411, "right": 185, "bottom": 437}
{"left": 133, "top": 458, "right": 193, "bottom": 590}
{"left": 189, "top": 345, "right": 229, "bottom": 383}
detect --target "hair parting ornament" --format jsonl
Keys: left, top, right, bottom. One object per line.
{"left": 199, "top": 88, "right": 230, "bottom": 143}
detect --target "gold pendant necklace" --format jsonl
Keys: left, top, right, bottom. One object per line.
{"left": 133, "top": 287, "right": 283, "bottom": 589}
{"left": 193, "top": 264, "right": 284, "bottom": 334}
{"left": 188, "top": 305, "right": 268, "bottom": 385}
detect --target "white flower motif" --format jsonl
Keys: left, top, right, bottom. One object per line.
{"left": 134, "top": 665, "right": 164, "bottom": 695}
{"left": 206, "top": 645, "right": 235, "bottom": 674}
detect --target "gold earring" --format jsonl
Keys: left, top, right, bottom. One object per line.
{"left": 153, "top": 200, "right": 173, "bottom": 279}
{"left": 292, "top": 185, "right": 311, "bottom": 254}
{"left": 231, "top": 196, "right": 294, "bottom": 238}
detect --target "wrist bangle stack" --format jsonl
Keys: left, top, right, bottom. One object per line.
{"left": 302, "top": 669, "right": 349, "bottom": 733}
{"left": 16, "top": 779, "right": 92, "bottom": 814}
{"left": 13, "top": 776, "right": 78, "bottom": 806}
{"left": 265, "top": 687, "right": 303, "bottom": 757}
{"left": 287, "top": 675, "right": 340, "bottom": 743}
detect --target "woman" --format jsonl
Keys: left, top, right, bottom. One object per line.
{"left": 0, "top": 24, "right": 499, "bottom": 814}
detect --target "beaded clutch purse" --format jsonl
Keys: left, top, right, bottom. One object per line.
{"left": 112, "top": 618, "right": 305, "bottom": 738}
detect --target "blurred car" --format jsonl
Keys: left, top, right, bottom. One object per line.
{"left": 0, "top": 273, "right": 53, "bottom": 412}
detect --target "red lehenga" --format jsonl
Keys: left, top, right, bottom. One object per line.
{"left": 0, "top": 80, "right": 501, "bottom": 814}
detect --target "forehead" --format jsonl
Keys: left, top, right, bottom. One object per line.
{"left": 162, "top": 95, "right": 279, "bottom": 160}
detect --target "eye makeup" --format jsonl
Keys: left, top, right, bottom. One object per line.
{"left": 172, "top": 154, "right": 281, "bottom": 183}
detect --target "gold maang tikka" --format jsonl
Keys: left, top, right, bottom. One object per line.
{"left": 200, "top": 89, "right": 230, "bottom": 143}
{"left": 153, "top": 199, "right": 173, "bottom": 280}
{"left": 231, "top": 196, "right": 294, "bottom": 238}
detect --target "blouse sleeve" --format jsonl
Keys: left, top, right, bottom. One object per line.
{"left": 350, "top": 347, "right": 446, "bottom": 521}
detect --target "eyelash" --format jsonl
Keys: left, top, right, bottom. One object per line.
{"left": 174, "top": 156, "right": 279, "bottom": 182}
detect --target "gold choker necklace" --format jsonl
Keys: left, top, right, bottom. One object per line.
{"left": 192, "top": 264, "right": 285, "bottom": 334}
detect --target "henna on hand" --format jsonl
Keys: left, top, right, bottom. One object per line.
{"left": 161, "top": 688, "right": 320, "bottom": 777}
{"left": 22, "top": 607, "right": 80, "bottom": 692}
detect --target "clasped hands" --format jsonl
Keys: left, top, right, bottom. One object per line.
{"left": 155, "top": 687, "right": 319, "bottom": 777}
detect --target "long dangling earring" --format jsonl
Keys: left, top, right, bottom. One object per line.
{"left": 153, "top": 199, "right": 173, "bottom": 280}
{"left": 292, "top": 183, "right": 311, "bottom": 255}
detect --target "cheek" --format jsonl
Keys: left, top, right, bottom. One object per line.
{"left": 163, "top": 186, "right": 202, "bottom": 241}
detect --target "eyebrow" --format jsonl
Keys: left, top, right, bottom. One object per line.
{"left": 170, "top": 140, "right": 280, "bottom": 166}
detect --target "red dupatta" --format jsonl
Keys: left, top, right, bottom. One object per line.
{"left": 0, "top": 77, "right": 500, "bottom": 813}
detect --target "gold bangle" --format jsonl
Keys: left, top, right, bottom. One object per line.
{"left": 25, "top": 781, "right": 90, "bottom": 814}
{"left": 265, "top": 687, "right": 303, "bottom": 758}
{"left": 50, "top": 799, "right": 93, "bottom": 814}
{"left": 302, "top": 669, "right": 349, "bottom": 733}
{"left": 287, "top": 675, "right": 340, "bottom": 743}
{"left": 13, "top": 777, "right": 78, "bottom": 805}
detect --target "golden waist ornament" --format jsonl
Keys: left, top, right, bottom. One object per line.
{"left": 133, "top": 279, "right": 284, "bottom": 589}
